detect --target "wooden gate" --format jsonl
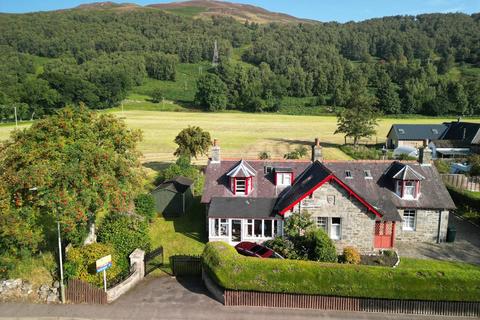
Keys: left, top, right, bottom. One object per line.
{"left": 65, "top": 279, "right": 107, "bottom": 304}
{"left": 374, "top": 221, "right": 395, "bottom": 248}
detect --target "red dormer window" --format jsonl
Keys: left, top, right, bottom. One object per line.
{"left": 395, "top": 180, "right": 420, "bottom": 200}
{"left": 227, "top": 160, "right": 256, "bottom": 196}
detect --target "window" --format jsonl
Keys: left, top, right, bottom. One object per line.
{"left": 404, "top": 181, "right": 416, "bottom": 199}
{"left": 331, "top": 218, "right": 341, "bottom": 240}
{"left": 398, "top": 128, "right": 405, "bottom": 134}
{"left": 246, "top": 219, "right": 254, "bottom": 237}
{"left": 345, "top": 170, "right": 352, "bottom": 179}
{"left": 403, "top": 210, "right": 416, "bottom": 231}
{"left": 364, "top": 170, "right": 372, "bottom": 179}
{"left": 219, "top": 219, "right": 229, "bottom": 236}
{"left": 264, "top": 166, "right": 273, "bottom": 174}
{"left": 316, "top": 217, "right": 328, "bottom": 232}
{"left": 277, "top": 173, "right": 292, "bottom": 186}
{"left": 264, "top": 220, "right": 273, "bottom": 237}
{"left": 254, "top": 220, "right": 263, "bottom": 237}
{"left": 212, "top": 219, "right": 219, "bottom": 237}
{"left": 235, "top": 178, "right": 246, "bottom": 194}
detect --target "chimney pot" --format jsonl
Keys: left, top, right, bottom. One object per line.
{"left": 315, "top": 138, "right": 320, "bottom": 147}
{"left": 312, "top": 138, "right": 323, "bottom": 162}
{"left": 213, "top": 138, "right": 218, "bottom": 147}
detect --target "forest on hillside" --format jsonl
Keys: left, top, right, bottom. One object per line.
{"left": 0, "top": 9, "right": 479, "bottom": 119}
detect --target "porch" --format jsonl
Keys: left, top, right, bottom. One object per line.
{"left": 208, "top": 217, "right": 283, "bottom": 245}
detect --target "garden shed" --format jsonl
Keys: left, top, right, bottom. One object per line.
{"left": 151, "top": 176, "right": 194, "bottom": 217}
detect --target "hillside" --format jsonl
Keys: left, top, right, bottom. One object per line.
{"left": 146, "top": 0, "right": 311, "bottom": 24}
{"left": 72, "top": 0, "right": 310, "bottom": 23}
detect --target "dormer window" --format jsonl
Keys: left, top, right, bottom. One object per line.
{"left": 274, "top": 167, "right": 294, "bottom": 187}
{"left": 227, "top": 160, "right": 256, "bottom": 196}
{"left": 395, "top": 180, "right": 420, "bottom": 199}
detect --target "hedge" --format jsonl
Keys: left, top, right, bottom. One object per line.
{"left": 202, "top": 242, "right": 480, "bottom": 302}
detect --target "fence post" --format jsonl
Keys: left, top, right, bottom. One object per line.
{"left": 129, "top": 249, "right": 145, "bottom": 279}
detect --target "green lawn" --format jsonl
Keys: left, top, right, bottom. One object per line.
{"left": 149, "top": 197, "right": 207, "bottom": 273}
{"left": 2, "top": 111, "right": 478, "bottom": 164}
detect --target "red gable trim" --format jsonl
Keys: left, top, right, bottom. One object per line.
{"left": 279, "top": 175, "right": 383, "bottom": 218}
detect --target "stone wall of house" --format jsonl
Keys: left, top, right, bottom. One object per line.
{"left": 395, "top": 209, "right": 449, "bottom": 243}
{"left": 398, "top": 140, "right": 424, "bottom": 148}
{"left": 292, "top": 181, "right": 377, "bottom": 253}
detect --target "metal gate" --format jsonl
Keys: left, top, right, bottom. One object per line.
{"left": 170, "top": 255, "right": 202, "bottom": 276}
{"left": 144, "top": 246, "right": 164, "bottom": 275}
{"left": 374, "top": 221, "right": 395, "bottom": 248}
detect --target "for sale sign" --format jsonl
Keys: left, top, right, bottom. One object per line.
{"left": 96, "top": 255, "right": 112, "bottom": 273}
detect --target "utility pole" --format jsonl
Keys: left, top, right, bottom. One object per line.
{"left": 14, "top": 106, "right": 18, "bottom": 129}
{"left": 56, "top": 208, "right": 65, "bottom": 304}
{"left": 212, "top": 40, "right": 219, "bottom": 67}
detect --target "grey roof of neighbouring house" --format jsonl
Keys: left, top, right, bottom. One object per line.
{"left": 152, "top": 176, "right": 194, "bottom": 194}
{"left": 387, "top": 124, "right": 448, "bottom": 141}
{"left": 208, "top": 197, "right": 281, "bottom": 219}
{"left": 440, "top": 122, "right": 480, "bottom": 145}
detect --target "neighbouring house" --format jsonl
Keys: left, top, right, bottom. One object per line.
{"left": 386, "top": 124, "right": 448, "bottom": 149}
{"left": 201, "top": 139, "right": 455, "bottom": 253}
{"left": 386, "top": 121, "right": 480, "bottom": 159}
{"left": 151, "top": 176, "right": 194, "bottom": 217}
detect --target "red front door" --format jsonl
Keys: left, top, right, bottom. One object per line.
{"left": 374, "top": 221, "right": 395, "bottom": 248}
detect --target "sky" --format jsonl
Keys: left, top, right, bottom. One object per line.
{"left": 1, "top": 0, "right": 479, "bottom": 22}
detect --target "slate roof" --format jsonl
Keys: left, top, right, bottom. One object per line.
{"left": 388, "top": 124, "right": 448, "bottom": 141}
{"left": 384, "top": 162, "right": 425, "bottom": 181}
{"left": 440, "top": 122, "right": 480, "bottom": 145}
{"left": 202, "top": 159, "right": 456, "bottom": 222}
{"left": 431, "top": 139, "right": 471, "bottom": 148}
{"left": 208, "top": 197, "right": 280, "bottom": 219}
{"left": 153, "top": 176, "right": 193, "bottom": 194}
{"left": 226, "top": 159, "right": 256, "bottom": 178}
{"left": 201, "top": 159, "right": 311, "bottom": 203}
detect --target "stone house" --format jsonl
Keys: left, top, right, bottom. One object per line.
{"left": 201, "top": 139, "right": 456, "bottom": 253}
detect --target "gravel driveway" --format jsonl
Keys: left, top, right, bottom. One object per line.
{"left": 396, "top": 214, "right": 480, "bottom": 265}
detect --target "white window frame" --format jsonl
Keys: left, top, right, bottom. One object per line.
{"left": 277, "top": 173, "right": 292, "bottom": 186}
{"left": 316, "top": 217, "right": 328, "bottom": 232}
{"left": 330, "top": 217, "right": 342, "bottom": 240}
{"left": 235, "top": 178, "right": 246, "bottom": 195}
{"left": 403, "top": 209, "right": 416, "bottom": 231}
{"left": 219, "top": 218, "right": 229, "bottom": 237}
{"left": 403, "top": 181, "right": 416, "bottom": 199}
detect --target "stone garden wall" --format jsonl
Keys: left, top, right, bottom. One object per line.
{"left": 0, "top": 279, "right": 59, "bottom": 303}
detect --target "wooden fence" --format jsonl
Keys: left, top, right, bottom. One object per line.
{"left": 442, "top": 174, "right": 480, "bottom": 192}
{"left": 170, "top": 255, "right": 202, "bottom": 276}
{"left": 65, "top": 279, "right": 107, "bottom": 304}
{"left": 224, "top": 290, "right": 480, "bottom": 317}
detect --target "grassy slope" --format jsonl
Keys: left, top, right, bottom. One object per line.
{"left": 203, "top": 242, "right": 480, "bottom": 301}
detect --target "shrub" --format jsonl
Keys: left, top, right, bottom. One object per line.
{"left": 284, "top": 146, "right": 308, "bottom": 160}
{"left": 150, "top": 89, "right": 164, "bottom": 103}
{"left": 284, "top": 211, "right": 316, "bottom": 239}
{"left": 134, "top": 194, "right": 156, "bottom": 222}
{"left": 157, "top": 156, "right": 203, "bottom": 195}
{"left": 469, "top": 154, "right": 480, "bottom": 176}
{"left": 307, "top": 229, "right": 337, "bottom": 263}
{"left": 342, "top": 246, "right": 361, "bottom": 264}
{"left": 258, "top": 151, "right": 270, "bottom": 160}
{"left": 434, "top": 159, "right": 450, "bottom": 174}
{"left": 64, "top": 243, "right": 124, "bottom": 287}
{"left": 263, "top": 237, "right": 298, "bottom": 259}
{"left": 0, "top": 251, "right": 55, "bottom": 286}
{"left": 97, "top": 212, "right": 151, "bottom": 272}
{"left": 202, "top": 241, "right": 480, "bottom": 302}
{"left": 383, "top": 250, "right": 396, "bottom": 258}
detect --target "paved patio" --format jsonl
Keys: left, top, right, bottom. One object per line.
{"left": 396, "top": 214, "right": 480, "bottom": 264}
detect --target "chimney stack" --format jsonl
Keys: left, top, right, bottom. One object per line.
{"left": 211, "top": 138, "right": 221, "bottom": 164}
{"left": 312, "top": 138, "right": 323, "bottom": 162}
{"left": 419, "top": 139, "right": 432, "bottom": 165}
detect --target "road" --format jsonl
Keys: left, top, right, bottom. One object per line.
{"left": 0, "top": 276, "right": 472, "bottom": 320}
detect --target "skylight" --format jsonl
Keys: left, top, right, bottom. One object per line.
{"left": 432, "top": 129, "right": 438, "bottom": 134}
{"left": 364, "top": 170, "right": 372, "bottom": 179}
{"left": 398, "top": 129, "right": 405, "bottom": 134}
{"left": 345, "top": 170, "right": 352, "bottom": 178}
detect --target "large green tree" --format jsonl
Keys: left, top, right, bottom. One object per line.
{"left": 0, "top": 106, "right": 143, "bottom": 254}
{"left": 335, "top": 80, "right": 379, "bottom": 146}
{"left": 173, "top": 126, "right": 212, "bottom": 160}
{"left": 194, "top": 74, "right": 228, "bottom": 111}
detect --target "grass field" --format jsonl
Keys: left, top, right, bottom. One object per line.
{"left": 1, "top": 111, "right": 478, "bottom": 164}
